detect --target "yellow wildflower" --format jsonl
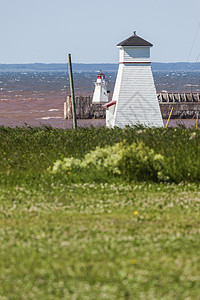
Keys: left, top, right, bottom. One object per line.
{"left": 130, "top": 259, "right": 136, "bottom": 264}
{"left": 134, "top": 211, "right": 138, "bottom": 216}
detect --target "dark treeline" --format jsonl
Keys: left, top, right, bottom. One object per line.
{"left": 1, "top": 62, "right": 200, "bottom": 72}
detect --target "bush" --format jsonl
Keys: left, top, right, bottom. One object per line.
{"left": 51, "top": 141, "right": 167, "bottom": 182}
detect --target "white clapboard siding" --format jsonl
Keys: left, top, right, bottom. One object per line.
{"left": 112, "top": 64, "right": 123, "bottom": 103}
{"left": 112, "top": 60, "right": 163, "bottom": 127}
{"left": 119, "top": 47, "right": 150, "bottom": 62}
{"left": 108, "top": 33, "right": 163, "bottom": 128}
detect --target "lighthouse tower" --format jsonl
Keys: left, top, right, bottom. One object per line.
{"left": 92, "top": 71, "right": 109, "bottom": 104}
{"left": 106, "top": 31, "right": 163, "bottom": 128}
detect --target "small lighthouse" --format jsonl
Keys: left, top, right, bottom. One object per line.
{"left": 92, "top": 71, "right": 109, "bottom": 104}
{"left": 105, "top": 31, "right": 163, "bottom": 128}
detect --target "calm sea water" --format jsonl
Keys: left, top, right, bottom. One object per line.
{"left": 0, "top": 71, "right": 200, "bottom": 127}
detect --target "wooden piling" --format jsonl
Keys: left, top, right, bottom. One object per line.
{"left": 64, "top": 96, "right": 72, "bottom": 119}
{"left": 64, "top": 101, "right": 67, "bottom": 119}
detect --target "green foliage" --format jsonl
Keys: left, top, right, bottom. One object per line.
{"left": 52, "top": 141, "right": 166, "bottom": 182}
{"left": 1, "top": 125, "right": 200, "bottom": 184}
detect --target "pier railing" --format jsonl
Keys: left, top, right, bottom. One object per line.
{"left": 158, "top": 93, "right": 200, "bottom": 103}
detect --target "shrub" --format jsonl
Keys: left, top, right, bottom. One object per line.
{"left": 51, "top": 141, "right": 166, "bottom": 182}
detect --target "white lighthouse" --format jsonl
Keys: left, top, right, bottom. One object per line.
{"left": 92, "top": 71, "right": 109, "bottom": 104}
{"left": 105, "top": 31, "right": 163, "bottom": 128}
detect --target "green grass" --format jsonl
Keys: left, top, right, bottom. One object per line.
{"left": 0, "top": 126, "right": 200, "bottom": 299}
{"left": 1, "top": 125, "right": 200, "bottom": 185}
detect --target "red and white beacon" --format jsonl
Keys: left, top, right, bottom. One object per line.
{"left": 92, "top": 71, "right": 109, "bottom": 104}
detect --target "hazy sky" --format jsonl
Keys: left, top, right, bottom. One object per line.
{"left": 0, "top": 0, "right": 200, "bottom": 63}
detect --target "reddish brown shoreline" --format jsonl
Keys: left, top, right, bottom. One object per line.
{"left": 0, "top": 93, "right": 198, "bottom": 128}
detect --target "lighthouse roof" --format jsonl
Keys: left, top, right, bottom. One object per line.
{"left": 117, "top": 31, "right": 153, "bottom": 47}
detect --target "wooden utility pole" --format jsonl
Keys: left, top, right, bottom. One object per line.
{"left": 68, "top": 54, "right": 77, "bottom": 129}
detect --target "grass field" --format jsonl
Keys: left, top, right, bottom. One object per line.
{"left": 0, "top": 126, "right": 200, "bottom": 299}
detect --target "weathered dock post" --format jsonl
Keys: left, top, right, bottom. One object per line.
{"left": 64, "top": 96, "right": 72, "bottom": 119}
{"left": 68, "top": 54, "right": 77, "bottom": 129}
{"left": 64, "top": 101, "right": 67, "bottom": 119}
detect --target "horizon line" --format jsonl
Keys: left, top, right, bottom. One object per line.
{"left": 1, "top": 62, "right": 200, "bottom": 65}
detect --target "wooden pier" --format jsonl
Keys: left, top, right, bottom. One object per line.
{"left": 158, "top": 93, "right": 200, "bottom": 119}
{"left": 64, "top": 96, "right": 105, "bottom": 119}
{"left": 158, "top": 93, "right": 200, "bottom": 103}
{"left": 64, "top": 93, "right": 200, "bottom": 120}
